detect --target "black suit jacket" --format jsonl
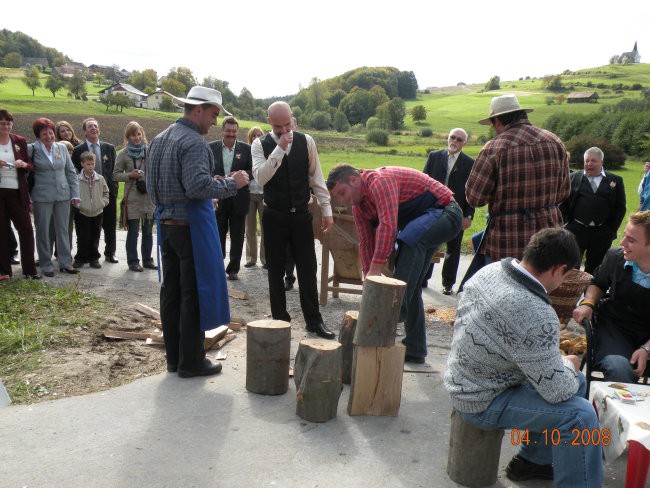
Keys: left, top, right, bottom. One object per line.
{"left": 72, "top": 141, "right": 118, "bottom": 198}
{"left": 209, "top": 140, "right": 252, "bottom": 216}
{"left": 562, "top": 170, "right": 626, "bottom": 235}
{"left": 423, "top": 149, "right": 475, "bottom": 219}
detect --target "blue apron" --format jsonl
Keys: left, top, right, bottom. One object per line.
{"left": 156, "top": 200, "right": 230, "bottom": 331}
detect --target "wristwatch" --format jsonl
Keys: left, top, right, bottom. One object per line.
{"left": 641, "top": 345, "right": 650, "bottom": 358}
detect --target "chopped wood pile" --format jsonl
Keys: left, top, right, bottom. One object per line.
{"left": 103, "top": 302, "right": 245, "bottom": 353}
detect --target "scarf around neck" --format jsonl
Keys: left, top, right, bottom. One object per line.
{"left": 127, "top": 141, "right": 145, "bottom": 160}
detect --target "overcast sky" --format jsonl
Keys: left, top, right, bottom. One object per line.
{"left": 5, "top": 0, "right": 649, "bottom": 98}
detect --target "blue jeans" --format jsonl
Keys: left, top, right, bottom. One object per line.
{"left": 461, "top": 374, "right": 603, "bottom": 488}
{"left": 598, "top": 354, "right": 638, "bottom": 383}
{"left": 395, "top": 202, "right": 463, "bottom": 357}
{"left": 126, "top": 218, "right": 153, "bottom": 265}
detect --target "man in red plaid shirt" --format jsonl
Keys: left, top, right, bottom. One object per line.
{"left": 466, "top": 94, "right": 570, "bottom": 263}
{"left": 327, "top": 164, "right": 463, "bottom": 363}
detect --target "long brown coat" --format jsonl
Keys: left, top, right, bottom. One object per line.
{"left": 113, "top": 147, "right": 154, "bottom": 220}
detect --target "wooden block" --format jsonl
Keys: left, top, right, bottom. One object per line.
{"left": 228, "top": 317, "right": 246, "bottom": 331}
{"left": 354, "top": 276, "right": 406, "bottom": 347}
{"left": 228, "top": 289, "right": 249, "bottom": 300}
{"left": 246, "top": 320, "right": 291, "bottom": 395}
{"left": 134, "top": 303, "right": 160, "bottom": 320}
{"left": 294, "top": 339, "right": 343, "bottom": 423}
{"left": 347, "top": 344, "right": 405, "bottom": 417}
{"left": 204, "top": 325, "right": 229, "bottom": 350}
{"left": 338, "top": 311, "right": 359, "bottom": 385}
{"left": 214, "top": 333, "right": 236, "bottom": 350}
{"left": 447, "top": 408, "right": 504, "bottom": 487}
{"left": 103, "top": 329, "right": 152, "bottom": 341}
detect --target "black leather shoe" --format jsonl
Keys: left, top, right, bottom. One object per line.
{"left": 167, "top": 364, "right": 178, "bottom": 373}
{"left": 442, "top": 286, "right": 453, "bottom": 295}
{"left": 284, "top": 279, "right": 294, "bottom": 291}
{"left": 43, "top": 270, "right": 55, "bottom": 277}
{"left": 505, "top": 455, "right": 553, "bottom": 481}
{"left": 60, "top": 267, "right": 80, "bottom": 274}
{"left": 24, "top": 273, "right": 42, "bottom": 280}
{"left": 105, "top": 255, "right": 119, "bottom": 263}
{"left": 178, "top": 358, "right": 222, "bottom": 378}
{"left": 244, "top": 262, "right": 255, "bottom": 268}
{"left": 10, "top": 256, "right": 19, "bottom": 265}
{"left": 73, "top": 260, "right": 84, "bottom": 269}
{"left": 227, "top": 271, "right": 238, "bottom": 281}
{"left": 306, "top": 322, "right": 336, "bottom": 340}
{"left": 89, "top": 261, "right": 102, "bottom": 269}
{"left": 405, "top": 354, "right": 426, "bottom": 364}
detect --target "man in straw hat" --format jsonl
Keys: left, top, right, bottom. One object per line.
{"left": 146, "top": 86, "right": 249, "bottom": 378}
{"left": 465, "top": 94, "right": 570, "bottom": 264}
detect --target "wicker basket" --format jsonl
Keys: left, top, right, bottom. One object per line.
{"left": 549, "top": 269, "right": 593, "bottom": 326}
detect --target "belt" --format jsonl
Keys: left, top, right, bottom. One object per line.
{"left": 162, "top": 219, "right": 189, "bottom": 226}
{"left": 264, "top": 204, "right": 309, "bottom": 214}
{"left": 574, "top": 219, "right": 603, "bottom": 228}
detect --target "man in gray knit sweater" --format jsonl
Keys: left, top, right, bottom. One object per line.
{"left": 445, "top": 228, "right": 603, "bottom": 487}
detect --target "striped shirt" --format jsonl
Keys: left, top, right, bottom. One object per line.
{"left": 466, "top": 119, "right": 570, "bottom": 260}
{"left": 353, "top": 166, "right": 453, "bottom": 273}
{"left": 146, "top": 118, "right": 236, "bottom": 222}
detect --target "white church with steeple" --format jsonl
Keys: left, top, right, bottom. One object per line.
{"left": 620, "top": 42, "right": 641, "bottom": 64}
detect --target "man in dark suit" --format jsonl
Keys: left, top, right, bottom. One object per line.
{"left": 72, "top": 118, "right": 118, "bottom": 263}
{"left": 209, "top": 116, "right": 252, "bottom": 280}
{"left": 422, "top": 128, "right": 474, "bottom": 294}
{"left": 561, "top": 146, "right": 626, "bottom": 275}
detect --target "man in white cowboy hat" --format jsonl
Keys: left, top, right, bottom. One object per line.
{"left": 465, "top": 94, "right": 570, "bottom": 263}
{"left": 146, "top": 86, "right": 249, "bottom": 378}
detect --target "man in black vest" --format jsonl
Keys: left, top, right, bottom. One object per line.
{"left": 422, "top": 127, "right": 474, "bottom": 293}
{"left": 251, "top": 101, "right": 335, "bottom": 339}
{"left": 561, "top": 146, "right": 626, "bottom": 274}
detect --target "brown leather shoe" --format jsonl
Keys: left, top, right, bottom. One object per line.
{"left": 129, "top": 264, "right": 144, "bottom": 272}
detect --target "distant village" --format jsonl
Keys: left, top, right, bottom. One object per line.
{"left": 18, "top": 58, "right": 176, "bottom": 111}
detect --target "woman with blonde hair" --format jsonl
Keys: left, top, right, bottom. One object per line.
{"left": 55, "top": 121, "right": 81, "bottom": 147}
{"left": 244, "top": 126, "right": 266, "bottom": 268}
{"left": 113, "top": 121, "right": 156, "bottom": 271}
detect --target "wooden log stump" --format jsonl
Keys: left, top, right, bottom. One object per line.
{"left": 347, "top": 344, "right": 405, "bottom": 416}
{"left": 246, "top": 320, "right": 291, "bottom": 395}
{"left": 294, "top": 339, "right": 343, "bottom": 423}
{"left": 354, "top": 276, "right": 406, "bottom": 347}
{"left": 447, "top": 408, "right": 504, "bottom": 487}
{"left": 338, "top": 311, "right": 359, "bottom": 385}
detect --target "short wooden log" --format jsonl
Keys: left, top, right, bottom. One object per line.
{"left": 347, "top": 344, "right": 405, "bottom": 416}
{"left": 338, "top": 311, "right": 359, "bottom": 385}
{"left": 354, "top": 276, "right": 406, "bottom": 347}
{"left": 447, "top": 408, "right": 504, "bottom": 487}
{"left": 246, "top": 320, "right": 291, "bottom": 395}
{"left": 294, "top": 339, "right": 343, "bottom": 423}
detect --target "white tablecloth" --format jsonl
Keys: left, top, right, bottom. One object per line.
{"left": 592, "top": 382, "right": 650, "bottom": 463}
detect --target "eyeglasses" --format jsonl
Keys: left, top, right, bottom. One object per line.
{"left": 0, "top": 121, "right": 12, "bottom": 126}
{"left": 449, "top": 135, "right": 464, "bottom": 142}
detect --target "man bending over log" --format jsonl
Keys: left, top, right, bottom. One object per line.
{"left": 327, "top": 164, "right": 462, "bottom": 363}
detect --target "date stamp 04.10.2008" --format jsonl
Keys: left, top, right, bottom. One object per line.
{"left": 510, "top": 428, "right": 611, "bottom": 447}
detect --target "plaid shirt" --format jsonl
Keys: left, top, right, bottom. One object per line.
{"left": 466, "top": 120, "right": 570, "bottom": 260}
{"left": 146, "top": 118, "right": 236, "bottom": 221}
{"left": 353, "top": 166, "right": 453, "bottom": 273}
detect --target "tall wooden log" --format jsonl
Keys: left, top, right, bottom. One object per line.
{"left": 447, "top": 408, "right": 504, "bottom": 487}
{"left": 347, "top": 344, "right": 405, "bottom": 416}
{"left": 354, "top": 276, "right": 406, "bottom": 347}
{"left": 338, "top": 311, "right": 359, "bottom": 384}
{"left": 294, "top": 339, "right": 343, "bottom": 423}
{"left": 246, "top": 320, "right": 291, "bottom": 395}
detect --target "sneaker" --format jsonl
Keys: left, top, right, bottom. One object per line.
{"left": 505, "top": 455, "right": 553, "bottom": 481}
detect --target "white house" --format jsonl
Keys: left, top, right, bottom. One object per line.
{"left": 98, "top": 83, "right": 148, "bottom": 108}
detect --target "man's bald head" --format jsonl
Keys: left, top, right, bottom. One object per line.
{"left": 267, "top": 101, "right": 293, "bottom": 138}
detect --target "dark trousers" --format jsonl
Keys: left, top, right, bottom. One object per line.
{"left": 7, "top": 220, "right": 17, "bottom": 256}
{"left": 262, "top": 206, "right": 322, "bottom": 326}
{"left": 74, "top": 213, "right": 102, "bottom": 263}
{"left": 285, "top": 246, "right": 296, "bottom": 282}
{"left": 422, "top": 228, "right": 464, "bottom": 288}
{"left": 102, "top": 196, "right": 117, "bottom": 257}
{"left": 216, "top": 208, "right": 246, "bottom": 274}
{"left": 160, "top": 225, "right": 205, "bottom": 371}
{"left": 0, "top": 188, "right": 37, "bottom": 276}
{"left": 566, "top": 222, "right": 613, "bottom": 275}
